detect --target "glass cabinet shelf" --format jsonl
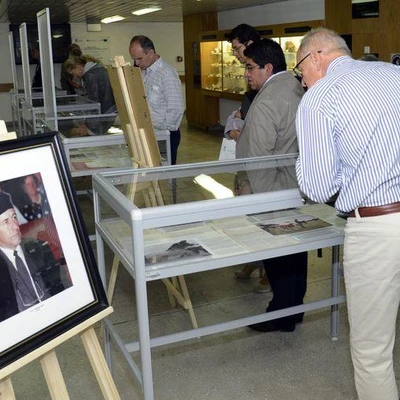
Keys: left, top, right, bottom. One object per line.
{"left": 200, "top": 34, "right": 305, "bottom": 98}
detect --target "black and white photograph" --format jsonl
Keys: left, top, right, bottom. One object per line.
{"left": 258, "top": 214, "right": 331, "bottom": 235}
{"left": 0, "top": 172, "right": 73, "bottom": 323}
{"left": 145, "top": 238, "right": 212, "bottom": 265}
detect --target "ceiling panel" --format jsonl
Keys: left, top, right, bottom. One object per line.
{"left": 0, "top": 0, "right": 287, "bottom": 24}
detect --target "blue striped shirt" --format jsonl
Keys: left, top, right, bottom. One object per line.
{"left": 296, "top": 56, "right": 400, "bottom": 213}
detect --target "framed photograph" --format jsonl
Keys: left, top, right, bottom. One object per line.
{"left": 0, "top": 132, "right": 108, "bottom": 370}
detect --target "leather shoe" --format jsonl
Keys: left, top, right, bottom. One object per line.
{"left": 234, "top": 263, "right": 263, "bottom": 279}
{"left": 248, "top": 320, "right": 295, "bottom": 333}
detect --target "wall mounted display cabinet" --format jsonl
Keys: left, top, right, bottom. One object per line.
{"left": 200, "top": 21, "right": 324, "bottom": 101}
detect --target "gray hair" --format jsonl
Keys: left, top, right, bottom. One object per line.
{"left": 299, "top": 27, "right": 351, "bottom": 56}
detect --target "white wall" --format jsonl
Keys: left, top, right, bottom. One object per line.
{"left": 218, "top": 0, "right": 325, "bottom": 124}
{"left": 218, "top": 0, "right": 325, "bottom": 29}
{"left": 70, "top": 22, "right": 184, "bottom": 73}
{"left": 1, "top": 21, "right": 184, "bottom": 123}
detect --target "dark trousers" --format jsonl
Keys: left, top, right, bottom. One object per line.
{"left": 170, "top": 129, "right": 181, "bottom": 165}
{"left": 263, "top": 252, "right": 308, "bottom": 328}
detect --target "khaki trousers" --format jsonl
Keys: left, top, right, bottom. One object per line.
{"left": 344, "top": 211, "right": 400, "bottom": 400}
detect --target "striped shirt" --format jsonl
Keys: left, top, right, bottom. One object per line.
{"left": 296, "top": 56, "right": 400, "bottom": 213}
{"left": 142, "top": 57, "right": 184, "bottom": 131}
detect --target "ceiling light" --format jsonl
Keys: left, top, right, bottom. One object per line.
{"left": 132, "top": 6, "right": 162, "bottom": 16}
{"left": 101, "top": 15, "right": 125, "bottom": 24}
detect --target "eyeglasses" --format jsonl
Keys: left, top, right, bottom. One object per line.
{"left": 244, "top": 63, "right": 260, "bottom": 72}
{"left": 293, "top": 50, "right": 322, "bottom": 78}
{"left": 232, "top": 42, "right": 248, "bottom": 53}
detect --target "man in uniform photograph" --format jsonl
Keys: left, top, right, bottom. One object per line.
{"left": 0, "top": 191, "right": 69, "bottom": 322}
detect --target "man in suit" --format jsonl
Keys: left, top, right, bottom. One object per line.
{"left": 225, "top": 24, "right": 261, "bottom": 141}
{"left": 0, "top": 191, "right": 67, "bottom": 322}
{"left": 236, "top": 39, "right": 308, "bottom": 333}
{"left": 31, "top": 44, "right": 42, "bottom": 89}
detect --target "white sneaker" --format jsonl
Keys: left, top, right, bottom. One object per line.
{"left": 253, "top": 276, "right": 272, "bottom": 293}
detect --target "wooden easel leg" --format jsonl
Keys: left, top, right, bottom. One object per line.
{"left": 177, "top": 276, "right": 198, "bottom": 329}
{"left": 171, "top": 276, "right": 179, "bottom": 298}
{"left": 107, "top": 256, "right": 120, "bottom": 304}
{"left": 162, "top": 278, "right": 177, "bottom": 307}
{"left": 161, "top": 277, "right": 198, "bottom": 329}
{"left": 40, "top": 351, "right": 70, "bottom": 400}
{"left": 0, "top": 377, "right": 16, "bottom": 400}
{"left": 81, "top": 327, "right": 120, "bottom": 400}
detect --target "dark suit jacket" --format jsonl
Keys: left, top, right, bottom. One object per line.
{"left": 0, "top": 239, "right": 66, "bottom": 322}
{"left": 236, "top": 72, "right": 304, "bottom": 194}
{"left": 32, "top": 63, "right": 42, "bottom": 88}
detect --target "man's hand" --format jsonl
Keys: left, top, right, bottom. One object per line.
{"left": 229, "top": 129, "right": 241, "bottom": 141}
{"left": 234, "top": 109, "right": 242, "bottom": 119}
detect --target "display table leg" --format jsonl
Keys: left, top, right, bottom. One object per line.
{"left": 330, "top": 245, "right": 341, "bottom": 340}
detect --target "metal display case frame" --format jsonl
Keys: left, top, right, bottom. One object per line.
{"left": 22, "top": 95, "right": 102, "bottom": 135}
{"left": 45, "top": 116, "right": 171, "bottom": 177}
{"left": 11, "top": 89, "right": 68, "bottom": 137}
{"left": 92, "top": 154, "right": 346, "bottom": 400}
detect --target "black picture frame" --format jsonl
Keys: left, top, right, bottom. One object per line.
{"left": 0, "top": 132, "right": 108, "bottom": 370}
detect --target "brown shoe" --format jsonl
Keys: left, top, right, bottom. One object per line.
{"left": 253, "top": 275, "right": 271, "bottom": 293}
{"left": 235, "top": 263, "right": 263, "bottom": 280}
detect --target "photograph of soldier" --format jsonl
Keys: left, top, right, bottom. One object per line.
{"left": 0, "top": 175, "right": 72, "bottom": 322}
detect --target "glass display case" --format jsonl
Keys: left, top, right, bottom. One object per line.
{"left": 280, "top": 35, "right": 303, "bottom": 70}
{"left": 200, "top": 40, "right": 246, "bottom": 95}
{"left": 200, "top": 35, "right": 304, "bottom": 98}
{"left": 21, "top": 94, "right": 101, "bottom": 135}
{"left": 93, "top": 155, "right": 346, "bottom": 399}
{"left": 40, "top": 115, "right": 171, "bottom": 177}
{"left": 11, "top": 88, "right": 67, "bottom": 137}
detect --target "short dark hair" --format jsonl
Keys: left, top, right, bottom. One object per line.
{"left": 129, "top": 35, "right": 156, "bottom": 53}
{"left": 31, "top": 42, "right": 40, "bottom": 52}
{"left": 244, "top": 39, "right": 287, "bottom": 74}
{"left": 359, "top": 53, "right": 379, "bottom": 62}
{"left": 68, "top": 43, "right": 82, "bottom": 57}
{"left": 228, "top": 24, "right": 260, "bottom": 44}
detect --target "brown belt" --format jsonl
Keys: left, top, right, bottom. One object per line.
{"left": 348, "top": 202, "right": 400, "bottom": 218}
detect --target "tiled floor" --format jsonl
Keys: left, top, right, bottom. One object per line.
{"left": 8, "top": 119, "right": 400, "bottom": 399}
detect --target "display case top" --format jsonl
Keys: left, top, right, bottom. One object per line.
{"left": 95, "top": 154, "right": 300, "bottom": 203}
{"left": 47, "top": 114, "right": 120, "bottom": 137}
{"left": 31, "top": 94, "right": 99, "bottom": 108}
{"left": 92, "top": 154, "right": 330, "bottom": 230}
{"left": 93, "top": 154, "right": 345, "bottom": 275}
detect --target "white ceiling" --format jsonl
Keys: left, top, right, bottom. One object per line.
{"left": 0, "top": 0, "right": 289, "bottom": 24}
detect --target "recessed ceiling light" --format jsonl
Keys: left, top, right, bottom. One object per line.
{"left": 101, "top": 15, "right": 125, "bottom": 23}
{"left": 132, "top": 6, "right": 162, "bottom": 16}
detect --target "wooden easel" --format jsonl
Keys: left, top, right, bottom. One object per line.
{"left": 0, "top": 307, "right": 120, "bottom": 400}
{"left": 106, "top": 57, "right": 198, "bottom": 329}
{"left": 0, "top": 132, "right": 119, "bottom": 399}
{"left": 0, "top": 121, "right": 17, "bottom": 141}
